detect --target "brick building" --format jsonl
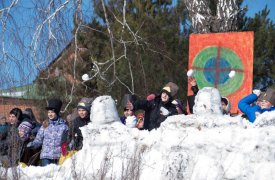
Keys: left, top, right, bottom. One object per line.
{"left": 0, "top": 41, "right": 91, "bottom": 121}
{"left": 0, "top": 85, "right": 43, "bottom": 122}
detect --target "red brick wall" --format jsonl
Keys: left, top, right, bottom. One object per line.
{"left": 0, "top": 97, "right": 42, "bottom": 122}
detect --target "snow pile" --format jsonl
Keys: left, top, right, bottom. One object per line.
{"left": 1, "top": 90, "right": 275, "bottom": 180}
{"left": 90, "top": 95, "right": 120, "bottom": 125}
{"left": 193, "top": 87, "right": 222, "bottom": 115}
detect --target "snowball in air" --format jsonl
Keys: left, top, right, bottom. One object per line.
{"left": 187, "top": 69, "right": 194, "bottom": 77}
{"left": 82, "top": 74, "right": 89, "bottom": 81}
{"left": 228, "top": 70, "right": 235, "bottom": 78}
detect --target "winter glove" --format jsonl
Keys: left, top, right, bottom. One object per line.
{"left": 253, "top": 89, "right": 261, "bottom": 97}
{"left": 61, "top": 143, "right": 67, "bottom": 156}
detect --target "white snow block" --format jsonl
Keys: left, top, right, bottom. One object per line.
{"left": 90, "top": 96, "right": 120, "bottom": 124}
{"left": 193, "top": 87, "right": 222, "bottom": 115}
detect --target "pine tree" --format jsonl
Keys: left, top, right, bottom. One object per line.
{"left": 244, "top": 6, "right": 275, "bottom": 88}
{"left": 83, "top": 0, "right": 189, "bottom": 109}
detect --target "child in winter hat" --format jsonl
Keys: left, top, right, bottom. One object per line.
{"left": 28, "top": 98, "right": 68, "bottom": 166}
{"left": 45, "top": 99, "right": 63, "bottom": 115}
{"left": 161, "top": 82, "right": 179, "bottom": 98}
{"left": 77, "top": 97, "right": 93, "bottom": 113}
{"left": 260, "top": 87, "right": 275, "bottom": 107}
{"left": 18, "top": 121, "right": 33, "bottom": 141}
{"left": 238, "top": 87, "right": 275, "bottom": 123}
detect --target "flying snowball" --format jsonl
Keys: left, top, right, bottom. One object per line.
{"left": 228, "top": 70, "right": 235, "bottom": 78}
{"left": 187, "top": 69, "right": 194, "bottom": 77}
{"left": 82, "top": 74, "right": 89, "bottom": 81}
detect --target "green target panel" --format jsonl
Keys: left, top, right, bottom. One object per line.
{"left": 192, "top": 46, "right": 244, "bottom": 96}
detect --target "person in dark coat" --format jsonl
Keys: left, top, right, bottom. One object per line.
{"left": 24, "top": 108, "right": 42, "bottom": 139}
{"left": 18, "top": 111, "right": 43, "bottom": 166}
{"left": 0, "top": 115, "right": 9, "bottom": 159}
{"left": 187, "top": 77, "right": 199, "bottom": 114}
{"left": 127, "top": 82, "right": 178, "bottom": 131}
{"left": 238, "top": 88, "right": 275, "bottom": 123}
{"left": 0, "top": 108, "right": 24, "bottom": 167}
{"left": 0, "top": 115, "right": 9, "bottom": 141}
{"left": 69, "top": 97, "right": 93, "bottom": 151}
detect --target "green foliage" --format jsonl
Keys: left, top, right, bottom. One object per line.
{"left": 244, "top": 6, "right": 275, "bottom": 88}
{"left": 87, "top": 0, "right": 189, "bottom": 112}
{"left": 35, "top": 0, "right": 275, "bottom": 117}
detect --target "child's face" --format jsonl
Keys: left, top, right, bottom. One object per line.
{"left": 18, "top": 129, "right": 25, "bottom": 138}
{"left": 260, "top": 100, "right": 273, "bottom": 109}
{"left": 0, "top": 118, "right": 6, "bottom": 125}
{"left": 123, "top": 109, "right": 128, "bottom": 117}
{"left": 78, "top": 108, "right": 89, "bottom": 119}
{"left": 48, "top": 110, "right": 57, "bottom": 120}
{"left": 126, "top": 109, "right": 134, "bottom": 116}
{"left": 161, "top": 92, "right": 170, "bottom": 103}
{"left": 8, "top": 114, "right": 18, "bottom": 124}
{"left": 221, "top": 101, "right": 227, "bottom": 111}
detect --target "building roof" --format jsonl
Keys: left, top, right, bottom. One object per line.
{"left": 0, "top": 84, "right": 42, "bottom": 100}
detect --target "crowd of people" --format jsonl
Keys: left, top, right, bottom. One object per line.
{"left": 0, "top": 78, "right": 274, "bottom": 168}
{"left": 122, "top": 80, "right": 275, "bottom": 130}
{"left": 0, "top": 98, "right": 93, "bottom": 168}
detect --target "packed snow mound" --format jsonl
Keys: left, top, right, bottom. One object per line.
{"left": 193, "top": 87, "right": 222, "bottom": 115}
{"left": 253, "top": 111, "right": 275, "bottom": 127}
{"left": 90, "top": 95, "right": 120, "bottom": 124}
{"left": 2, "top": 95, "right": 275, "bottom": 180}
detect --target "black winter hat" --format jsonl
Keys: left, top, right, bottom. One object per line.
{"left": 45, "top": 99, "right": 62, "bottom": 115}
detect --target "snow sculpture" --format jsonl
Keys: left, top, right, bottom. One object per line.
{"left": 90, "top": 96, "right": 120, "bottom": 124}
{"left": 193, "top": 87, "right": 222, "bottom": 115}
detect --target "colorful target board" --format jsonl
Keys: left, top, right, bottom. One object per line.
{"left": 188, "top": 32, "right": 254, "bottom": 114}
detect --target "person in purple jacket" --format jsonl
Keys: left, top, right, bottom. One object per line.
{"left": 27, "top": 99, "right": 68, "bottom": 166}
{"left": 238, "top": 87, "right": 275, "bottom": 123}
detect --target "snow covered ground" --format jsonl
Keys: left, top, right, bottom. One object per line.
{"left": 1, "top": 88, "right": 275, "bottom": 180}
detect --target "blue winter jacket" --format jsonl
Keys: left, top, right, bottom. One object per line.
{"left": 32, "top": 117, "right": 68, "bottom": 160}
{"left": 238, "top": 94, "right": 275, "bottom": 123}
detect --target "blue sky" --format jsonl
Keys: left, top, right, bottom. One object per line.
{"left": 243, "top": 0, "right": 275, "bottom": 20}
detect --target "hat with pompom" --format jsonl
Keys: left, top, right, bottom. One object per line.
{"left": 161, "top": 82, "right": 179, "bottom": 97}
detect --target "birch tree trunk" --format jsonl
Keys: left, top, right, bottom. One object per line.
{"left": 184, "top": 0, "right": 243, "bottom": 33}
